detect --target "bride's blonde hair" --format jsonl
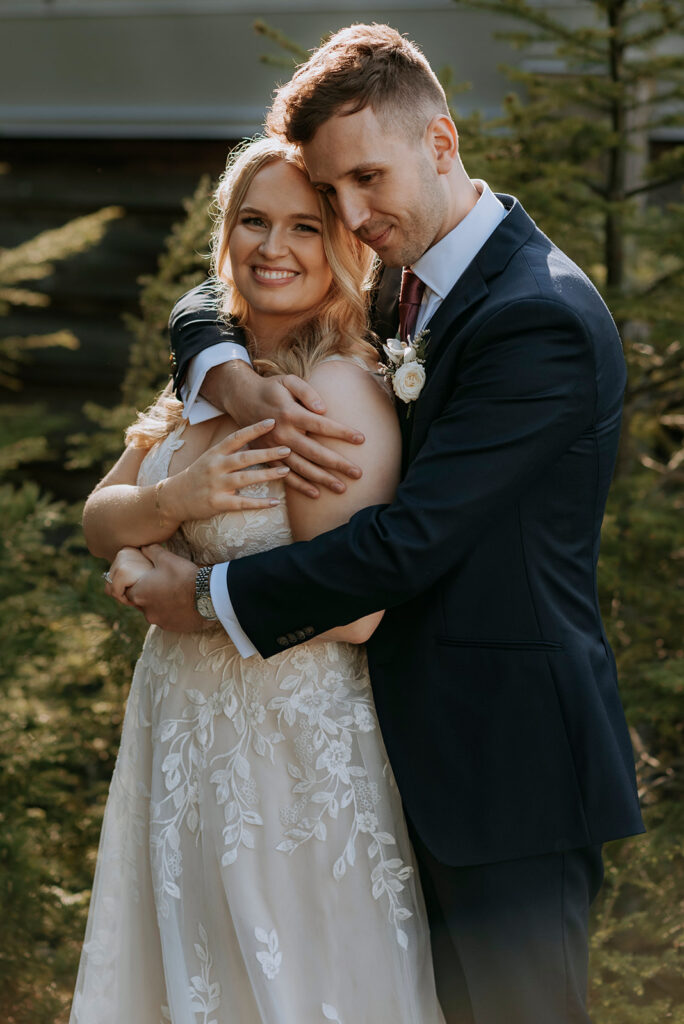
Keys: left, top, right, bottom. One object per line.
{"left": 127, "top": 135, "right": 378, "bottom": 449}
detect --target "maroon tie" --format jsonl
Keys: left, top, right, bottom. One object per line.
{"left": 398, "top": 268, "right": 425, "bottom": 344}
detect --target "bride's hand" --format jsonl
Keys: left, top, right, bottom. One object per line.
{"left": 159, "top": 419, "right": 291, "bottom": 524}
{"left": 105, "top": 546, "right": 155, "bottom": 606}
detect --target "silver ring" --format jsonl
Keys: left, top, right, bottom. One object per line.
{"left": 102, "top": 571, "right": 113, "bottom": 584}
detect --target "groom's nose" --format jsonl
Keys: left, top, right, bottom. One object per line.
{"left": 335, "top": 188, "right": 371, "bottom": 233}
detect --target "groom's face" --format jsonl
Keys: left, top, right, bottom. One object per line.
{"left": 301, "top": 105, "right": 447, "bottom": 268}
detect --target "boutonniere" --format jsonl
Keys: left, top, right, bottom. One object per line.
{"left": 380, "top": 329, "right": 430, "bottom": 416}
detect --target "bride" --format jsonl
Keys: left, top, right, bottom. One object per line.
{"left": 72, "top": 136, "right": 444, "bottom": 1023}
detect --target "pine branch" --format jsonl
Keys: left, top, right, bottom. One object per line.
{"left": 253, "top": 20, "right": 310, "bottom": 64}
{"left": 450, "top": 0, "right": 608, "bottom": 59}
{"left": 624, "top": 86, "right": 684, "bottom": 114}
{"left": 628, "top": 368, "right": 684, "bottom": 400}
{"left": 625, "top": 173, "right": 684, "bottom": 198}
{"left": 635, "top": 264, "right": 684, "bottom": 301}
{"left": 0, "top": 207, "right": 124, "bottom": 289}
{"left": 0, "top": 288, "right": 50, "bottom": 315}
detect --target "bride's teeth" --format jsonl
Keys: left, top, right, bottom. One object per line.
{"left": 254, "top": 268, "right": 296, "bottom": 280}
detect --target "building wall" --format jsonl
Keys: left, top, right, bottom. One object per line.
{"left": 0, "top": 0, "right": 527, "bottom": 138}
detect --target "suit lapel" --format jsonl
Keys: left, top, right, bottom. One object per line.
{"left": 421, "top": 262, "right": 490, "bottom": 374}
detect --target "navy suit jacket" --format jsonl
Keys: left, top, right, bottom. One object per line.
{"left": 169, "top": 196, "right": 644, "bottom": 866}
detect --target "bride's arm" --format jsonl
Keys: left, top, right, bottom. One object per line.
{"left": 83, "top": 420, "right": 289, "bottom": 561}
{"left": 285, "top": 360, "right": 400, "bottom": 644}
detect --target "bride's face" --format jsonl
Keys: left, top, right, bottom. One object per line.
{"left": 228, "top": 160, "right": 334, "bottom": 330}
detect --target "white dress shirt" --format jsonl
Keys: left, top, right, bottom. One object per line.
{"left": 181, "top": 342, "right": 252, "bottom": 424}
{"left": 193, "top": 181, "right": 507, "bottom": 657}
{"left": 411, "top": 179, "right": 506, "bottom": 336}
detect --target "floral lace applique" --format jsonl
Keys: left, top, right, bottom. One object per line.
{"left": 151, "top": 632, "right": 288, "bottom": 909}
{"left": 138, "top": 628, "right": 185, "bottom": 712}
{"left": 189, "top": 923, "right": 221, "bottom": 1023}
{"left": 268, "top": 645, "right": 415, "bottom": 949}
{"left": 255, "top": 926, "right": 282, "bottom": 979}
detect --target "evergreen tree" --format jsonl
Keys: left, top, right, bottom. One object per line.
{"left": 0, "top": 204, "right": 129, "bottom": 1022}
{"left": 0, "top": 176, "right": 217, "bottom": 1021}
{"left": 449, "top": 0, "right": 684, "bottom": 473}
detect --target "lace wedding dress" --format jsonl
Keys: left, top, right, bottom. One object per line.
{"left": 70, "top": 418, "right": 444, "bottom": 1024}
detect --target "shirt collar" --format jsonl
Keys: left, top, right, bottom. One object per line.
{"left": 411, "top": 180, "right": 507, "bottom": 300}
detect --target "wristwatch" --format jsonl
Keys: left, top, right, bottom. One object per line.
{"left": 195, "top": 566, "right": 218, "bottom": 621}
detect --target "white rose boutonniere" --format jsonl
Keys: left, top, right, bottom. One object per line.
{"left": 393, "top": 361, "right": 426, "bottom": 403}
{"left": 380, "top": 329, "right": 429, "bottom": 415}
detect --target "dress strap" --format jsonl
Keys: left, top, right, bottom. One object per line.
{"left": 136, "top": 417, "right": 188, "bottom": 487}
{"left": 318, "top": 353, "right": 375, "bottom": 371}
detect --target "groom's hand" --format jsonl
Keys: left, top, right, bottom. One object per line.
{"left": 203, "top": 361, "right": 366, "bottom": 500}
{"left": 125, "top": 544, "right": 209, "bottom": 633}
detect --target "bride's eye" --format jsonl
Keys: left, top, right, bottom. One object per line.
{"left": 242, "top": 216, "right": 266, "bottom": 228}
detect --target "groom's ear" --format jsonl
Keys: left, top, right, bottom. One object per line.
{"left": 427, "top": 116, "right": 459, "bottom": 175}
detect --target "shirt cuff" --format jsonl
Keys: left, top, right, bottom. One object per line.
{"left": 180, "top": 392, "right": 226, "bottom": 425}
{"left": 183, "top": 342, "right": 252, "bottom": 423}
{"left": 210, "top": 561, "right": 258, "bottom": 659}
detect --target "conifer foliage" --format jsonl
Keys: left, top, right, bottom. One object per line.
{"left": 0, "top": 180, "right": 213, "bottom": 1020}
{"left": 0, "top": 205, "right": 123, "bottom": 391}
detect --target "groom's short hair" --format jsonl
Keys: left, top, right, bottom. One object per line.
{"left": 267, "top": 24, "right": 449, "bottom": 144}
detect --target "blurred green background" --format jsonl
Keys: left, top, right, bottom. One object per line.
{"left": 0, "top": 3, "right": 682, "bottom": 1020}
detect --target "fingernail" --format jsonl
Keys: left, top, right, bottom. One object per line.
{"left": 333, "top": 482, "right": 345, "bottom": 493}
{"left": 313, "top": 403, "right": 324, "bottom": 412}
{"left": 352, "top": 433, "right": 364, "bottom": 443}
{"left": 277, "top": 447, "right": 291, "bottom": 456}
{"left": 269, "top": 499, "right": 280, "bottom": 506}
{"left": 351, "top": 468, "right": 362, "bottom": 478}
{"left": 276, "top": 466, "right": 290, "bottom": 475}
{"left": 262, "top": 418, "right": 275, "bottom": 427}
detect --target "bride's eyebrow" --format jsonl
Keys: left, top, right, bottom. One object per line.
{"left": 239, "top": 205, "right": 321, "bottom": 223}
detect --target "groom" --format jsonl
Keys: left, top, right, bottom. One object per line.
{"left": 128, "top": 24, "right": 644, "bottom": 1023}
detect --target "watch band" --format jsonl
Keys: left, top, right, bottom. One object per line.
{"left": 195, "top": 565, "right": 218, "bottom": 621}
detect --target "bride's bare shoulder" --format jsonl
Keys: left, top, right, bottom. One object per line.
{"left": 308, "top": 355, "right": 394, "bottom": 419}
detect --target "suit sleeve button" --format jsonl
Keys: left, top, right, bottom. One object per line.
{"left": 303, "top": 626, "right": 315, "bottom": 637}
{"left": 276, "top": 636, "right": 289, "bottom": 647}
